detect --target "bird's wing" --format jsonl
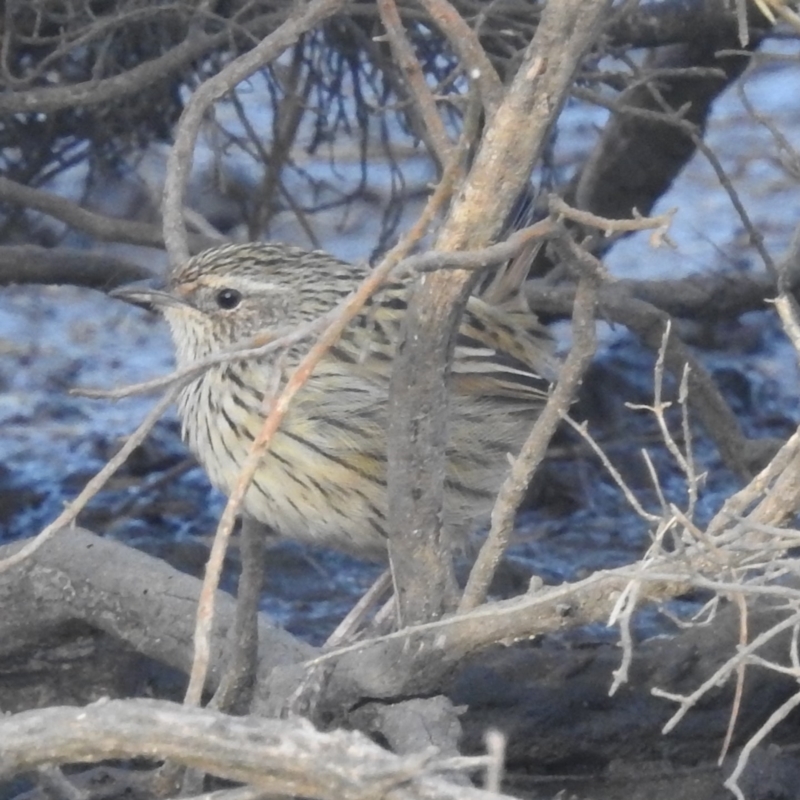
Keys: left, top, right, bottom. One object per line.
{"left": 329, "top": 283, "right": 556, "bottom": 403}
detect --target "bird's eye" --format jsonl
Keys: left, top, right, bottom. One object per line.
{"left": 215, "top": 288, "right": 242, "bottom": 310}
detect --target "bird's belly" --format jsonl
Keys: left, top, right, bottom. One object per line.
{"left": 179, "top": 374, "right": 390, "bottom": 560}
{"left": 177, "top": 373, "right": 540, "bottom": 561}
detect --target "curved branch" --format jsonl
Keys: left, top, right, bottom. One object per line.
{"left": 0, "top": 177, "right": 220, "bottom": 253}
{"left": 417, "top": 0, "right": 503, "bottom": 114}
{"left": 0, "top": 245, "right": 151, "bottom": 289}
{"left": 0, "top": 528, "right": 312, "bottom": 683}
{"left": 0, "top": 699, "right": 509, "bottom": 800}
{"left": 163, "top": 0, "right": 349, "bottom": 264}
{"left": 0, "top": 28, "right": 231, "bottom": 114}
{"left": 378, "top": 0, "right": 456, "bottom": 167}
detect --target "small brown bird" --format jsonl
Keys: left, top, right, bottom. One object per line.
{"left": 114, "top": 242, "right": 555, "bottom": 561}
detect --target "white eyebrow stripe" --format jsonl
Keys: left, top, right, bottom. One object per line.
{"left": 204, "top": 275, "right": 291, "bottom": 294}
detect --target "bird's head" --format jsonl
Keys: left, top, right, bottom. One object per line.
{"left": 112, "top": 242, "right": 362, "bottom": 364}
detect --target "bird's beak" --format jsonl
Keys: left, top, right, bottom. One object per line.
{"left": 110, "top": 281, "right": 187, "bottom": 313}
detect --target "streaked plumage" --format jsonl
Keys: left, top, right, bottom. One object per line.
{"left": 117, "top": 242, "right": 556, "bottom": 560}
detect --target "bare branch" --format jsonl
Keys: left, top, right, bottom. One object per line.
{"left": 0, "top": 177, "right": 220, "bottom": 254}
{"left": 388, "top": 0, "right": 614, "bottom": 626}
{"left": 416, "top": 0, "right": 504, "bottom": 114}
{"left": 377, "top": 0, "right": 457, "bottom": 167}
{"left": 163, "top": 0, "right": 349, "bottom": 264}
{"left": 0, "top": 528, "right": 312, "bottom": 685}
{"left": 0, "top": 245, "right": 151, "bottom": 289}
{"left": 459, "top": 271, "right": 598, "bottom": 612}
{"left": 0, "top": 699, "right": 518, "bottom": 800}
{"left": 0, "top": 387, "right": 179, "bottom": 574}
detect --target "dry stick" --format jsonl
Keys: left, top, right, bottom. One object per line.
{"left": 643, "top": 82, "right": 779, "bottom": 280}
{"left": 0, "top": 176, "right": 218, "bottom": 254}
{"left": 626, "top": 574, "right": 800, "bottom": 601}
{"left": 600, "top": 293, "right": 765, "bottom": 481}
{"left": 606, "top": 384, "right": 691, "bottom": 696}
{"left": 208, "top": 515, "right": 266, "bottom": 715}
{"left": 726, "top": 690, "right": 800, "bottom": 800}
{"left": 483, "top": 730, "right": 505, "bottom": 794}
{"left": 162, "top": 0, "right": 348, "bottom": 264}
{"left": 0, "top": 386, "right": 180, "bottom": 574}
{"left": 245, "top": 46, "right": 313, "bottom": 240}
{"left": 628, "top": 323, "right": 701, "bottom": 517}
{"left": 652, "top": 609, "right": 800, "bottom": 732}
{"left": 415, "top": 0, "right": 503, "bottom": 115}
{"left": 747, "top": 0, "right": 800, "bottom": 31}
{"left": 377, "top": 0, "right": 456, "bottom": 167}
{"left": 458, "top": 198, "right": 684, "bottom": 612}
{"left": 458, "top": 202, "right": 675, "bottom": 612}
{"left": 574, "top": 77, "right": 779, "bottom": 280}
{"left": 0, "top": 245, "right": 151, "bottom": 289}
{"left": 718, "top": 592, "right": 749, "bottom": 765}
{"left": 642, "top": 448, "right": 670, "bottom": 518}
{"left": 678, "top": 366, "right": 699, "bottom": 516}
{"left": 735, "top": 432, "right": 800, "bottom": 536}
{"left": 0, "top": 699, "right": 524, "bottom": 800}
{"left": 388, "top": 0, "right": 613, "bottom": 625}
{"left": 564, "top": 417, "right": 661, "bottom": 523}
{"left": 306, "top": 565, "right": 800, "bottom": 684}
{"left": 709, "top": 230, "right": 800, "bottom": 769}
{"left": 773, "top": 293, "right": 800, "bottom": 358}
{"left": 734, "top": 0, "right": 751, "bottom": 44}
{"left": 76, "top": 320, "right": 325, "bottom": 399}
{"left": 0, "top": 15, "right": 254, "bottom": 115}
{"left": 737, "top": 79, "right": 800, "bottom": 185}
{"left": 610, "top": 462, "right": 693, "bottom": 694}
{"left": 608, "top": 572, "right": 642, "bottom": 695}
{"left": 324, "top": 569, "right": 394, "bottom": 649}
{"left": 669, "top": 506, "right": 727, "bottom": 570}
{"left": 459, "top": 272, "right": 599, "bottom": 613}
{"left": 182, "top": 158, "right": 465, "bottom": 706}
{"left": 305, "top": 571, "right": 626, "bottom": 671}
{"left": 548, "top": 195, "right": 677, "bottom": 238}
{"left": 410, "top": 220, "right": 555, "bottom": 272}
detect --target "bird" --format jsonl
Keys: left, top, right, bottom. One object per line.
{"left": 113, "top": 242, "right": 556, "bottom": 561}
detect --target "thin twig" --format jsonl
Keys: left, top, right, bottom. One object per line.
{"left": 75, "top": 321, "right": 326, "bottom": 399}
{"left": 208, "top": 516, "right": 266, "bottom": 715}
{"left": 377, "top": 0, "right": 456, "bottom": 167}
{"left": 653, "top": 611, "right": 800, "bottom": 734}
{"left": 0, "top": 386, "right": 180, "bottom": 574}
{"left": 563, "top": 418, "right": 661, "bottom": 523}
{"left": 459, "top": 271, "right": 598, "bottom": 613}
{"left": 549, "top": 195, "right": 676, "bottom": 238}
{"left": 718, "top": 592, "right": 748, "bottom": 765}
{"left": 415, "top": 0, "right": 503, "bottom": 114}
{"left": 163, "top": 0, "right": 348, "bottom": 264}
{"left": 725, "top": 690, "right": 800, "bottom": 800}
{"left": 409, "top": 220, "right": 555, "bottom": 272}
{"left": 483, "top": 729, "right": 505, "bottom": 794}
